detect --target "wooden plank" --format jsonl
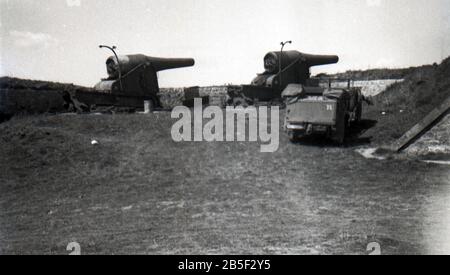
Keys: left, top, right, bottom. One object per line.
{"left": 388, "top": 96, "right": 450, "bottom": 152}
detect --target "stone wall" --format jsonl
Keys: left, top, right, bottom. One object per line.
{"left": 159, "top": 86, "right": 229, "bottom": 108}
{"left": 319, "top": 79, "right": 404, "bottom": 97}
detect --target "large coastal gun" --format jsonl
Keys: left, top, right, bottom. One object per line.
{"left": 253, "top": 51, "right": 339, "bottom": 90}
{"left": 228, "top": 50, "right": 338, "bottom": 106}
{"left": 94, "top": 54, "right": 195, "bottom": 109}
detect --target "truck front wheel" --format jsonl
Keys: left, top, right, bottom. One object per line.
{"left": 355, "top": 102, "right": 363, "bottom": 123}
{"left": 288, "top": 130, "right": 302, "bottom": 142}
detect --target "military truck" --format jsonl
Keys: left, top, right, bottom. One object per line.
{"left": 282, "top": 83, "right": 365, "bottom": 143}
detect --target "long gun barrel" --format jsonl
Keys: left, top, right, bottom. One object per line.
{"left": 106, "top": 54, "right": 195, "bottom": 79}
{"left": 301, "top": 53, "right": 339, "bottom": 67}
{"left": 264, "top": 51, "right": 339, "bottom": 74}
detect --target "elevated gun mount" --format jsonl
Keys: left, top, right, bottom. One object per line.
{"left": 95, "top": 50, "right": 195, "bottom": 109}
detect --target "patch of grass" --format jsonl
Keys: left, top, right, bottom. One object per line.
{"left": 0, "top": 113, "right": 448, "bottom": 254}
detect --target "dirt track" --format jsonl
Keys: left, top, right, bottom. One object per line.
{"left": 0, "top": 112, "right": 449, "bottom": 255}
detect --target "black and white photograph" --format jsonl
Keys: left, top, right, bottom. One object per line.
{"left": 0, "top": 0, "right": 450, "bottom": 260}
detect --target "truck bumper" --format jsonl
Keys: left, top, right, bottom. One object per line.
{"left": 286, "top": 123, "right": 306, "bottom": 131}
{"left": 286, "top": 123, "right": 330, "bottom": 135}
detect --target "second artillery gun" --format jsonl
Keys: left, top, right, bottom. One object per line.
{"left": 228, "top": 50, "right": 339, "bottom": 106}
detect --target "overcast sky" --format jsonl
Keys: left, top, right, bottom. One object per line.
{"left": 1, "top": 0, "right": 449, "bottom": 87}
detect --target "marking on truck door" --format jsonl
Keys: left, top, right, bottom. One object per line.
{"left": 326, "top": 105, "right": 333, "bottom": 111}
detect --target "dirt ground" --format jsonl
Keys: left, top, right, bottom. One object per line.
{"left": 0, "top": 112, "right": 449, "bottom": 255}
{"left": 1, "top": 58, "right": 449, "bottom": 255}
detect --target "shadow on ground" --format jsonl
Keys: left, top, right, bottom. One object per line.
{"left": 292, "top": 119, "right": 378, "bottom": 148}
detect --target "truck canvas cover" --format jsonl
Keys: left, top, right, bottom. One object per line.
{"left": 282, "top": 84, "right": 305, "bottom": 98}
{"left": 282, "top": 84, "right": 327, "bottom": 105}
{"left": 323, "top": 89, "right": 349, "bottom": 100}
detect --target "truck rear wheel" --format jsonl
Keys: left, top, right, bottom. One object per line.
{"left": 355, "top": 102, "right": 363, "bottom": 123}
{"left": 332, "top": 115, "right": 348, "bottom": 144}
{"left": 333, "top": 131, "right": 345, "bottom": 144}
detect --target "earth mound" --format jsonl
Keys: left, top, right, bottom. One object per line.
{"left": 0, "top": 76, "right": 91, "bottom": 92}
{"left": 362, "top": 57, "right": 450, "bottom": 146}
